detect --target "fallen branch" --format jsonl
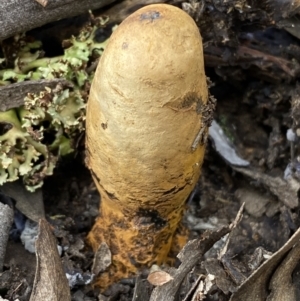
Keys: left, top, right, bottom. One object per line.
{"left": 0, "top": 79, "right": 73, "bottom": 111}
{"left": 0, "top": 202, "right": 14, "bottom": 272}
{"left": 0, "top": 0, "right": 116, "bottom": 41}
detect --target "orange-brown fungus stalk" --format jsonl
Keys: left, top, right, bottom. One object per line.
{"left": 86, "top": 3, "right": 210, "bottom": 288}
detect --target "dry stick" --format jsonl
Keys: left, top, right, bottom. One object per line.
{"left": 0, "top": 202, "right": 14, "bottom": 272}
{"left": 0, "top": 0, "right": 116, "bottom": 41}
{"left": 35, "top": 0, "right": 48, "bottom": 7}
{"left": 0, "top": 79, "right": 73, "bottom": 111}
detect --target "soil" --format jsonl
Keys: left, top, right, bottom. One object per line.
{"left": 1, "top": 0, "right": 300, "bottom": 300}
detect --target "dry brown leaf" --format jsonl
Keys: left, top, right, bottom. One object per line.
{"left": 132, "top": 274, "right": 150, "bottom": 301}
{"left": 230, "top": 226, "right": 300, "bottom": 301}
{"left": 147, "top": 270, "right": 174, "bottom": 286}
{"left": 266, "top": 242, "right": 300, "bottom": 301}
{"left": 204, "top": 259, "right": 236, "bottom": 294}
{"left": 1, "top": 181, "right": 44, "bottom": 222}
{"left": 92, "top": 242, "right": 111, "bottom": 275}
{"left": 183, "top": 274, "right": 215, "bottom": 301}
{"left": 29, "top": 219, "right": 71, "bottom": 301}
{"left": 34, "top": 0, "right": 48, "bottom": 7}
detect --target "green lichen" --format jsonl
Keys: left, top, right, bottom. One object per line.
{"left": 0, "top": 16, "right": 114, "bottom": 191}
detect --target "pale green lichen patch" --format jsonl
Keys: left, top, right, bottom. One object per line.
{"left": 0, "top": 16, "right": 116, "bottom": 191}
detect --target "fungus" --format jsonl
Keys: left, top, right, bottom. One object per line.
{"left": 86, "top": 4, "right": 213, "bottom": 286}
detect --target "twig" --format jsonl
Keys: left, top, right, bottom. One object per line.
{"left": 0, "top": 202, "right": 14, "bottom": 271}
{"left": 0, "top": 0, "right": 116, "bottom": 41}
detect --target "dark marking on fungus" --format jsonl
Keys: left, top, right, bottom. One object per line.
{"left": 90, "top": 170, "right": 118, "bottom": 201}
{"left": 90, "top": 169, "right": 101, "bottom": 185}
{"left": 140, "top": 11, "right": 161, "bottom": 22}
{"left": 106, "top": 190, "right": 117, "bottom": 200}
{"left": 101, "top": 122, "right": 107, "bottom": 129}
{"left": 182, "top": 92, "right": 203, "bottom": 114}
{"left": 162, "top": 186, "right": 177, "bottom": 195}
{"left": 134, "top": 208, "right": 166, "bottom": 230}
{"left": 165, "top": 92, "right": 203, "bottom": 113}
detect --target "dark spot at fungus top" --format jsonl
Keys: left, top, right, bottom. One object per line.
{"left": 101, "top": 122, "right": 107, "bottom": 130}
{"left": 182, "top": 92, "right": 203, "bottom": 114}
{"left": 140, "top": 11, "right": 161, "bottom": 22}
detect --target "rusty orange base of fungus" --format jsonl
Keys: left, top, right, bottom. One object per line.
{"left": 87, "top": 192, "right": 189, "bottom": 289}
